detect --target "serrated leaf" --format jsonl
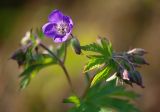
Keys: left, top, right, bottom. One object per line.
{"left": 86, "top": 80, "right": 139, "bottom": 112}
{"left": 69, "top": 80, "right": 139, "bottom": 112}
{"left": 100, "top": 38, "right": 113, "bottom": 56}
{"left": 84, "top": 57, "right": 105, "bottom": 72}
{"left": 91, "top": 66, "right": 112, "bottom": 86}
{"left": 96, "top": 37, "right": 113, "bottom": 57}
{"left": 81, "top": 43, "right": 103, "bottom": 54}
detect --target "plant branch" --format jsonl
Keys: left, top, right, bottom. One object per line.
{"left": 39, "top": 43, "right": 74, "bottom": 92}
{"left": 62, "top": 42, "right": 67, "bottom": 64}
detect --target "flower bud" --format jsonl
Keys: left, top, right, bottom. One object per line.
{"left": 129, "top": 71, "right": 144, "bottom": 88}
{"left": 127, "top": 48, "right": 147, "bottom": 56}
{"left": 71, "top": 37, "right": 81, "bottom": 55}
{"left": 11, "top": 48, "right": 26, "bottom": 66}
{"left": 128, "top": 55, "right": 149, "bottom": 65}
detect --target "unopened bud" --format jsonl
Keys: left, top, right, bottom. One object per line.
{"left": 127, "top": 48, "right": 147, "bottom": 56}
{"left": 11, "top": 48, "right": 26, "bottom": 66}
{"left": 130, "top": 71, "right": 144, "bottom": 88}
{"left": 71, "top": 37, "right": 81, "bottom": 55}
{"left": 128, "top": 55, "right": 149, "bottom": 65}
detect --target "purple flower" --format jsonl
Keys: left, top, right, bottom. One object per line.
{"left": 42, "top": 9, "right": 73, "bottom": 43}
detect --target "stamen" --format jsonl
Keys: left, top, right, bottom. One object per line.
{"left": 56, "top": 21, "right": 69, "bottom": 35}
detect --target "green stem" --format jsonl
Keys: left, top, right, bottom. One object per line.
{"left": 62, "top": 42, "right": 67, "bottom": 64}
{"left": 39, "top": 43, "right": 74, "bottom": 92}
{"left": 82, "top": 73, "right": 94, "bottom": 98}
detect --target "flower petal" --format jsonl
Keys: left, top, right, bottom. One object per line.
{"left": 48, "top": 9, "right": 63, "bottom": 22}
{"left": 63, "top": 16, "right": 73, "bottom": 29}
{"left": 53, "top": 31, "right": 71, "bottom": 43}
{"left": 42, "top": 22, "right": 56, "bottom": 38}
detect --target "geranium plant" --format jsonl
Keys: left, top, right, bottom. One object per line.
{"left": 11, "top": 9, "right": 149, "bottom": 112}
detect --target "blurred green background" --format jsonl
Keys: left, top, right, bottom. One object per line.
{"left": 0, "top": 0, "right": 160, "bottom": 112}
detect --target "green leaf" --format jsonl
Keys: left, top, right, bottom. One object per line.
{"left": 82, "top": 37, "right": 114, "bottom": 73}
{"left": 91, "top": 66, "right": 112, "bottom": 86}
{"left": 20, "top": 75, "right": 31, "bottom": 89}
{"left": 69, "top": 101, "right": 101, "bottom": 112}
{"left": 97, "top": 97, "right": 139, "bottom": 112}
{"left": 84, "top": 56, "right": 105, "bottom": 72}
{"left": 81, "top": 43, "right": 103, "bottom": 54}
{"left": 19, "top": 54, "right": 57, "bottom": 89}
{"left": 68, "top": 80, "right": 139, "bottom": 112}
{"left": 99, "top": 38, "right": 113, "bottom": 57}
{"left": 87, "top": 80, "right": 139, "bottom": 112}
{"left": 63, "top": 95, "right": 81, "bottom": 107}
{"left": 36, "top": 28, "right": 44, "bottom": 39}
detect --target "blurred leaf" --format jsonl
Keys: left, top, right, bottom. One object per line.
{"left": 68, "top": 80, "right": 139, "bottom": 112}
{"left": 36, "top": 28, "right": 45, "bottom": 39}
{"left": 63, "top": 95, "right": 81, "bottom": 107}
{"left": 68, "top": 101, "right": 101, "bottom": 112}
{"left": 99, "top": 108, "right": 113, "bottom": 112}
{"left": 20, "top": 75, "right": 31, "bottom": 89}
{"left": 19, "top": 54, "right": 57, "bottom": 89}
{"left": 97, "top": 97, "right": 139, "bottom": 112}
{"left": 91, "top": 66, "right": 112, "bottom": 86}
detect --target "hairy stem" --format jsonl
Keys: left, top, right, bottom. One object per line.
{"left": 39, "top": 43, "right": 74, "bottom": 92}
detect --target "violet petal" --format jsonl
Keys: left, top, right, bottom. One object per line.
{"left": 48, "top": 9, "right": 63, "bottom": 22}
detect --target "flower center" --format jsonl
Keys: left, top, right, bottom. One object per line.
{"left": 55, "top": 21, "right": 69, "bottom": 35}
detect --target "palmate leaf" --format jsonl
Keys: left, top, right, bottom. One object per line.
{"left": 68, "top": 80, "right": 139, "bottom": 112}
{"left": 19, "top": 54, "right": 57, "bottom": 89}
{"left": 81, "top": 38, "right": 113, "bottom": 73}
